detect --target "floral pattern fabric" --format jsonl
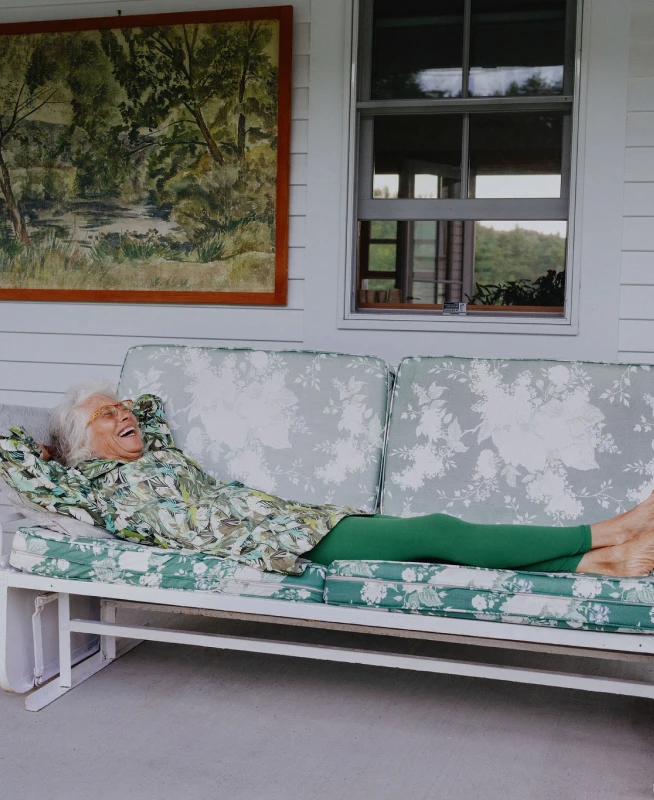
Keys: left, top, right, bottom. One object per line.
{"left": 10, "top": 526, "right": 326, "bottom": 602}
{"left": 119, "top": 346, "right": 392, "bottom": 511}
{"left": 382, "top": 357, "right": 654, "bottom": 523}
{"left": 0, "top": 395, "right": 360, "bottom": 575}
{"left": 325, "top": 561, "right": 654, "bottom": 633}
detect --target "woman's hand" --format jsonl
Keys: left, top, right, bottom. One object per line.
{"left": 39, "top": 444, "right": 52, "bottom": 462}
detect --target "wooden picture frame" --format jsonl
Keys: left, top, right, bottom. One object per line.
{"left": 0, "top": 6, "right": 292, "bottom": 305}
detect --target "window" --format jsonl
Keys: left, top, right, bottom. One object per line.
{"left": 353, "top": 0, "right": 577, "bottom": 316}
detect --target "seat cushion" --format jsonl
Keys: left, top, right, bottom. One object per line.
{"left": 119, "top": 346, "right": 392, "bottom": 511}
{"left": 324, "top": 561, "right": 654, "bottom": 633}
{"left": 382, "top": 356, "right": 654, "bottom": 522}
{"left": 10, "top": 527, "right": 326, "bottom": 603}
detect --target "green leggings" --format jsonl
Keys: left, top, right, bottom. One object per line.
{"left": 307, "top": 514, "right": 593, "bottom": 573}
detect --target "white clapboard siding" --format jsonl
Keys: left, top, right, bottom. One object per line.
{"left": 619, "top": 319, "right": 654, "bottom": 353}
{"left": 632, "top": 1, "right": 654, "bottom": 42}
{"left": 0, "top": 333, "right": 313, "bottom": 366}
{"left": 623, "top": 183, "right": 654, "bottom": 216}
{"left": 628, "top": 78, "right": 654, "bottom": 111}
{"left": 619, "top": 285, "right": 654, "bottom": 319}
{"left": 617, "top": 352, "right": 654, "bottom": 365}
{"left": 623, "top": 218, "right": 654, "bottom": 251}
{"left": 0, "top": 0, "right": 310, "bottom": 405}
{"left": 629, "top": 40, "right": 654, "bottom": 78}
{"left": 0, "top": 390, "right": 65, "bottom": 406}
{"left": 0, "top": 302, "right": 304, "bottom": 340}
{"left": 626, "top": 112, "right": 654, "bottom": 146}
{"left": 621, "top": 252, "right": 654, "bottom": 284}
{"left": 625, "top": 148, "right": 654, "bottom": 182}
{"left": 619, "top": 4, "right": 654, "bottom": 357}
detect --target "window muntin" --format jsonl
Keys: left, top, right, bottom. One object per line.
{"left": 355, "top": 0, "right": 577, "bottom": 316}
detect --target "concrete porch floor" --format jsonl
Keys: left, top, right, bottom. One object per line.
{"left": 1, "top": 620, "right": 653, "bottom": 800}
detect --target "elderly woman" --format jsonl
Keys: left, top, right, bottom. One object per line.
{"left": 2, "top": 380, "right": 654, "bottom": 578}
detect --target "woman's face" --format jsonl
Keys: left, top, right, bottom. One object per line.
{"left": 82, "top": 394, "right": 144, "bottom": 462}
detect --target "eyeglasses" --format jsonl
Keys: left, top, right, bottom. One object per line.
{"left": 86, "top": 399, "right": 135, "bottom": 426}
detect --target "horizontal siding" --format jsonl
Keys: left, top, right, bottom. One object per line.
{"left": 626, "top": 111, "right": 654, "bottom": 146}
{"left": 0, "top": 0, "right": 310, "bottom": 404}
{"left": 623, "top": 183, "right": 654, "bottom": 216}
{"left": 632, "top": 1, "right": 654, "bottom": 42}
{"left": 0, "top": 333, "right": 312, "bottom": 366}
{"left": 618, "top": 319, "right": 654, "bottom": 352}
{"left": 629, "top": 40, "right": 654, "bottom": 77}
{"left": 621, "top": 251, "right": 654, "bottom": 284}
{"left": 623, "top": 217, "right": 654, "bottom": 250}
{"left": 628, "top": 78, "right": 654, "bottom": 111}
{"left": 619, "top": 285, "right": 654, "bottom": 319}
{"left": 625, "top": 147, "right": 654, "bottom": 181}
{"left": 0, "top": 302, "right": 304, "bottom": 339}
{"left": 617, "top": 352, "right": 654, "bottom": 365}
{"left": 619, "top": 3, "right": 654, "bottom": 356}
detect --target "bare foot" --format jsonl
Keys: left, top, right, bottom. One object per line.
{"left": 578, "top": 531, "right": 654, "bottom": 577}
{"left": 590, "top": 491, "right": 654, "bottom": 549}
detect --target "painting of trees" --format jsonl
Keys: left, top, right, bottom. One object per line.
{"left": 0, "top": 8, "right": 292, "bottom": 304}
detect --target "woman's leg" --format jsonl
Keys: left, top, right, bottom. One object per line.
{"left": 308, "top": 514, "right": 592, "bottom": 571}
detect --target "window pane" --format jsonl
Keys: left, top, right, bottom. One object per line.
{"left": 469, "top": 114, "right": 565, "bottom": 198}
{"left": 358, "top": 220, "right": 467, "bottom": 304}
{"left": 469, "top": 0, "right": 567, "bottom": 97}
{"left": 369, "top": 243, "right": 397, "bottom": 272}
{"left": 357, "top": 219, "right": 567, "bottom": 308}
{"left": 373, "top": 116, "right": 464, "bottom": 199}
{"left": 372, "top": 0, "right": 464, "bottom": 99}
{"left": 472, "top": 221, "right": 567, "bottom": 305}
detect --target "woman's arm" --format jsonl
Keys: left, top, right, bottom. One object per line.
{"left": 133, "top": 394, "right": 175, "bottom": 452}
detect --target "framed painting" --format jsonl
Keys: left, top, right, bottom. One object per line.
{"left": 0, "top": 6, "right": 292, "bottom": 305}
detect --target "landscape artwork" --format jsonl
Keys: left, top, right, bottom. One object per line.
{"left": 0, "top": 7, "right": 292, "bottom": 304}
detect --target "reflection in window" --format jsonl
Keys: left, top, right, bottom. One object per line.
{"left": 358, "top": 220, "right": 567, "bottom": 308}
{"left": 373, "top": 115, "right": 463, "bottom": 199}
{"left": 475, "top": 175, "right": 562, "bottom": 199}
{"left": 469, "top": 0, "right": 566, "bottom": 97}
{"left": 468, "top": 113, "right": 565, "bottom": 199}
{"left": 372, "top": 0, "right": 465, "bottom": 99}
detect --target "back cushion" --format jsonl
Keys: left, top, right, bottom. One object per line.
{"left": 120, "top": 346, "right": 392, "bottom": 511}
{"left": 382, "top": 357, "right": 654, "bottom": 522}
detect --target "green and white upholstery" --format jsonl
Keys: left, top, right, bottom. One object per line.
{"left": 119, "top": 346, "right": 392, "bottom": 512}
{"left": 10, "top": 526, "right": 326, "bottom": 603}
{"left": 324, "top": 560, "right": 654, "bottom": 634}
{"left": 382, "top": 357, "right": 654, "bottom": 522}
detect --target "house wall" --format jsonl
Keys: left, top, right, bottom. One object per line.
{"left": 618, "top": 0, "right": 654, "bottom": 362}
{"left": 0, "top": 0, "right": 650, "bottom": 408}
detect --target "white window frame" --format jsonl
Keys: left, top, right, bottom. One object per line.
{"left": 338, "top": 0, "right": 587, "bottom": 335}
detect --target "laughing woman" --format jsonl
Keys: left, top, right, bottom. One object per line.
{"left": 2, "top": 380, "right": 654, "bottom": 578}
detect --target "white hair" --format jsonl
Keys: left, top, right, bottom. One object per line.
{"left": 49, "top": 379, "right": 119, "bottom": 467}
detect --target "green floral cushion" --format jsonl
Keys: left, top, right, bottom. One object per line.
{"left": 119, "top": 346, "right": 392, "bottom": 511}
{"left": 324, "top": 561, "right": 654, "bottom": 633}
{"left": 382, "top": 357, "right": 654, "bottom": 522}
{"left": 10, "top": 527, "right": 326, "bottom": 602}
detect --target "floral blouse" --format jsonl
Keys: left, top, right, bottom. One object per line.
{"left": 0, "top": 395, "right": 359, "bottom": 574}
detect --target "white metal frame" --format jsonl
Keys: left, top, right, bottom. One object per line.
{"left": 2, "top": 560, "right": 653, "bottom": 712}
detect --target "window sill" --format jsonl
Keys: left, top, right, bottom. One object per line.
{"left": 357, "top": 303, "right": 565, "bottom": 315}
{"left": 339, "top": 303, "right": 576, "bottom": 335}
